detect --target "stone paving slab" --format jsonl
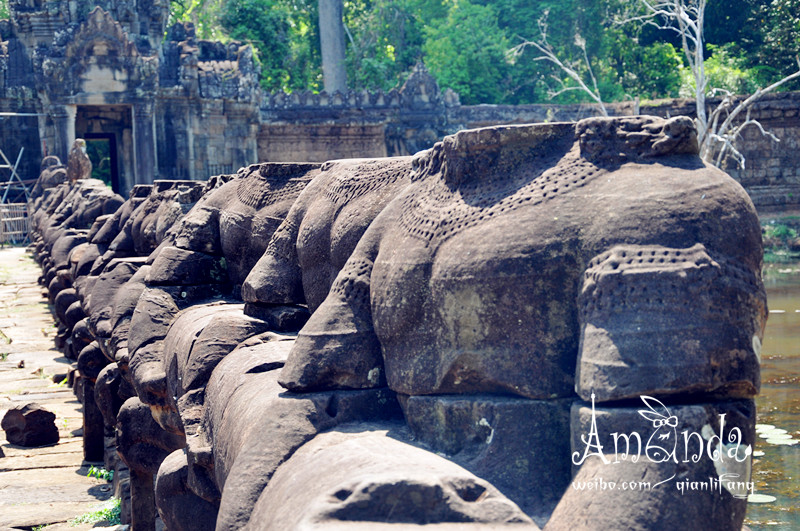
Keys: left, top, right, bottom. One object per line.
{"left": 0, "top": 247, "right": 119, "bottom": 530}
{"left": 1, "top": 448, "right": 88, "bottom": 471}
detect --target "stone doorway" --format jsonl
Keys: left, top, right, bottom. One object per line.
{"left": 75, "top": 105, "right": 133, "bottom": 194}
{"left": 84, "top": 134, "right": 118, "bottom": 191}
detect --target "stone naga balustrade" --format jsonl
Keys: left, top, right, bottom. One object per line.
{"left": 28, "top": 116, "right": 767, "bottom": 531}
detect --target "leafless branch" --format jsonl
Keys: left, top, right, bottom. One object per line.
{"left": 621, "top": 0, "right": 799, "bottom": 169}
{"left": 510, "top": 10, "right": 608, "bottom": 117}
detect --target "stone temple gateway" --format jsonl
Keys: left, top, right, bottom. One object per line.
{"left": 0, "top": 0, "right": 460, "bottom": 194}
{"left": 2, "top": 0, "right": 262, "bottom": 192}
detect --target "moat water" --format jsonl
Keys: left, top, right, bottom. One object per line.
{"left": 745, "top": 270, "right": 800, "bottom": 530}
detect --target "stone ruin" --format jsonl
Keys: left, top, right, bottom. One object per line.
{"left": 28, "top": 115, "right": 766, "bottom": 530}
{"left": 0, "top": 0, "right": 458, "bottom": 193}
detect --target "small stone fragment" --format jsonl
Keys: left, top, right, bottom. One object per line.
{"left": 1, "top": 402, "right": 60, "bottom": 446}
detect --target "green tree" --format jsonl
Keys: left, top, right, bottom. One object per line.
{"left": 343, "top": 0, "right": 427, "bottom": 91}
{"left": 678, "top": 43, "right": 762, "bottom": 96}
{"left": 220, "top": 0, "right": 293, "bottom": 89}
{"left": 222, "top": 0, "right": 324, "bottom": 92}
{"left": 507, "top": 1, "right": 684, "bottom": 106}
{"left": 161, "top": 0, "right": 800, "bottom": 103}
{"left": 753, "top": 0, "right": 800, "bottom": 88}
{"left": 319, "top": 0, "right": 347, "bottom": 91}
{"left": 169, "top": 0, "right": 227, "bottom": 40}
{"left": 622, "top": 0, "right": 800, "bottom": 167}
{"left": 280, "top": 1, "right": 324, "bottom": 92}
{"left": 169, "top": 0, "right": 323, "bottom": 92}
{"left": 423, "top": 0, "right": 510, "bottom": 104}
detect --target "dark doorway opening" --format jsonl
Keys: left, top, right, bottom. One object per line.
{"left": 84, "top": 134, "right": 118, "bottom": 192}
{"left": 75, "top": 105, "right": 132, "bottom": 194}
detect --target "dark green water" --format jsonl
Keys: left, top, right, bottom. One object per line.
{"left": 745, "top": 272, "right": 800, "bottom": 530}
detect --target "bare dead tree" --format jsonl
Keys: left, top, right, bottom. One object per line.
{"left": 509, "top": 10, "right": 608, "bottom": 117}
{"left": 619, "top": 0, "right": 800, "bottom": 168}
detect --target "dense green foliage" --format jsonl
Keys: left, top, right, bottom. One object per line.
{"left": 423, "top": 1, "right": 510, "bottom": 103}
{"left": 170, "top": 0, "right": 323, "bottom": 91}
{"left": 342, "top": 0, "right": 424, "bottom": 91}
{"left": 85, "top": 139, "right": 112, "bottom": 188}
{"left": 160, "top": 0, "right": 800, "bottom": 102}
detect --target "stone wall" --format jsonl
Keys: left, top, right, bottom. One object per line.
{"left": 257, "top": 124, "right": 387, "bottom": 162}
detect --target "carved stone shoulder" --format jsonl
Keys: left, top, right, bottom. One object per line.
{"left": 577, "top": 115, "right": 698, "bottom": 163}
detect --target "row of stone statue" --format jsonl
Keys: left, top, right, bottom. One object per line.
{"left": 29, "top": 116, "right": 767, "bottom": 530}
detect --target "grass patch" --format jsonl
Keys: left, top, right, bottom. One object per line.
{"left": 49, "top": 377, "right": 68, "bottom": 388}
{"left": 762, "top": 218, "right": 800, "bottom": 263}
{"left": 87, "top": 465, "right": 114, "bottom": 482}
{"left": 69, "top": 497, "right": 121, "bottom": 526}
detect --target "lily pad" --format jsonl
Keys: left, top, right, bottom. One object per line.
{"left": 765, "top": 438, "right": 798, "bottom": 446}
{"left": 764, "top": 433, "right": 793, "bottom": 440}
{"left": 747, "top": 493, "right": 777, "bottom": 503}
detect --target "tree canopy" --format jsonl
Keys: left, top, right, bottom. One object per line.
{"left": 158, "top": 0, "right": 800, "bottom": 102}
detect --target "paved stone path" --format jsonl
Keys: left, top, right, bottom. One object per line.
{"left": 0, "top": 246, "right": 123, "bottom": 531}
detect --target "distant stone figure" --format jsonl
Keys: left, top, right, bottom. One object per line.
{"left": 30, "top": 155, "right": 67, "bottom": 200}
{"left": 67, "top": 139, "right": 92, "bottom": 183}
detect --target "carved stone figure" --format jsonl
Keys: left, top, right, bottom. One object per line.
{"left": 67, "top": 139, "right": 93, "bottom": 183}
{"left": 28, "top": 177, "right": 124, "bottom": 355}
{"left": 80, "top": 181, "right": 208, "bottom": 461}
{"left": 31, "top": 155, "right": 67, "bottom": 200}
{"left": 242, "top": 156, "right": 415, "bottom": 312}
{"left": 28, "top": 116, "right": 766, "bottom": 531}
{"left": 127, "top": 163, "right": 320, "bottom": 424}
{"left": 274, "top": 116, "right": 765, "bottom": 528}
{"left": 148, "top": 156, "right": 417, "bottom": 529}
{"left": 119, "top": 162, "right": 319, "bottom": 527}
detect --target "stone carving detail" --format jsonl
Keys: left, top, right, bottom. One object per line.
{"left": 578, "top": 242, "right": 766, "bottom": 402}
{"left": 118, "top": 163, "right": 319, "bottom": 523}
{"left": 284, "top": 116, "right": 765, "bottom": 399}
{"left": 242, "top": 156, "right": 414, "bottom": 311}
{"left": 576, "top": 115, "right": 698, "bottom": 161}
{"left": 1, "top": 403, "right": 60, "bottom": 447}
{"left": 39, "top": 8, "right": 159, "bottom": 97}
{"left": 160, "top": 21, "right": 261, "bottom": 103}
{"left": 31, "top": 155, "right": 67, "bottom": 199}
